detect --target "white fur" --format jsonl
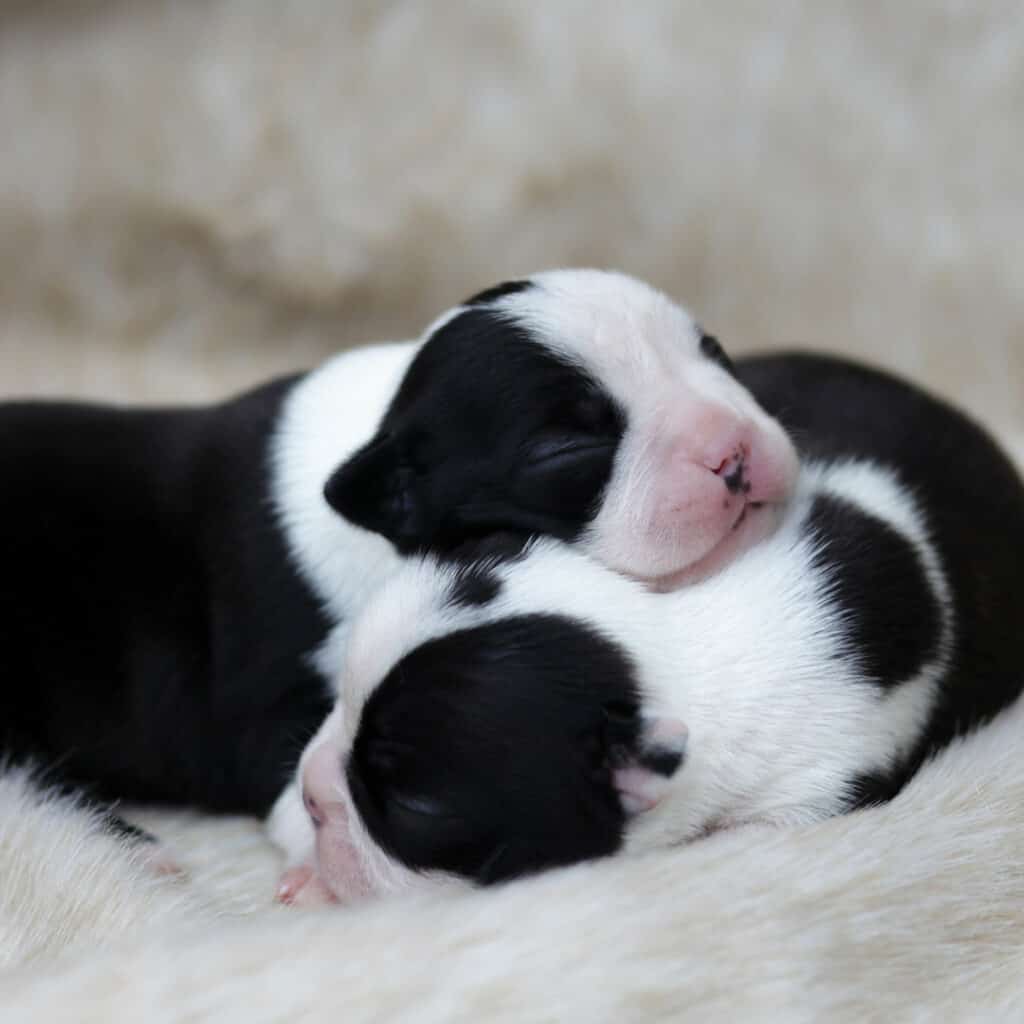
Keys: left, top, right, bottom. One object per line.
{"left": 0, "top": 766, "right": 202, "bottom": 972}
{"left": 4, "top": 696, "right": 1024, "bottom": 1020}
{"left": 270, "top": 341, "right": 416, "bottom": 679}
{"left": 289, "top": 458, "right": 953, "bottom": 902}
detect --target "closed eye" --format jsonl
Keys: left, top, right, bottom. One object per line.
{"left": 523, "top": 436, "right": 616, "bottom": 469}
{"left": 390, "top": 792, "right": 458, "bottom": 820}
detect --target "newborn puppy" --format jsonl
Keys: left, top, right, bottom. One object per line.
{"left": 276, "top": 353, "right": 1024, "bottom": 905}
{"left": 1, "top": 270, "right": 792, "bottom": 835}
{"left": 320, "top": 272, "right": 798, "bottom": 582}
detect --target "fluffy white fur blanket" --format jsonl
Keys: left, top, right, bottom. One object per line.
{"left": 2, "top": 690, "right": 1024, "bottom": 1022}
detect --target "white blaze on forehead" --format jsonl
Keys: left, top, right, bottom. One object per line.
{"left": 497, "top": 269, "right": 709, "bottom": 402}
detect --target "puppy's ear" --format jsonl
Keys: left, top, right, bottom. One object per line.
{"left": 601, "top": 706, "right": 688, "bottom": 816}
{"left": 323, "top": 434, "right": 424, "bottom": 546}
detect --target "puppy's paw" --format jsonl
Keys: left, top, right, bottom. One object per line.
{"left": 276, "top": 864, "right": 338, "bottom": 908}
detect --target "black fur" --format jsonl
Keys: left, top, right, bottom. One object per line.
{"left": 347, "top": 615, "right": 644, "bottom": 884}
{"left": 807, "top": 494, "right": 941, "bottom": 685}
{"left": 0, "top": 381, "right": 333, "bottom": 816}
{"left": 323, "top": 307, "right": 626, "bottom": 554}
{"left": 844, "top": 769, "right": 909, "bottom": 811}
{"left": 463, "top": 280, "right": 532, "bottom": 306}
{"left": 446, "top": 565, "right": 503, "bottom": 609}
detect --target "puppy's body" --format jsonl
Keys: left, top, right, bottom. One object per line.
{"left": 740, "top": 354, "right": 1024, "bottom": 768}
{"left": 0, "top": 381, "right": 334, "bottom": 813}
{"left": 2, "top": 271, "right": 792, "bottom": 822}
{"left": 289, "top": 352, "right": 1024, "bottom": 904}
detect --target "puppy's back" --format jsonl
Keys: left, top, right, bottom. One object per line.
{"left": 738, "top": 352, "right": 1024, "bottom": 765}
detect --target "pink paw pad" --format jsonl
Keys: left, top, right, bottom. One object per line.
{"left": 276, "top": 864, "right": 338, "bottom": 907}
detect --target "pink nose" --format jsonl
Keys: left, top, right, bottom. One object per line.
{"left": 698, "top": 418, "right": 752, "bottom": 477}
{"left": 711, "top": 447, "right": 750, "bottom": 496}
{"left": 672, "top": 410, "right": 753, "bottom": 502}
{"left": 301, "top": 741, "right": 348, "bottom": 830}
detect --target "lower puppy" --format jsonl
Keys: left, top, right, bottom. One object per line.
{"left": 274, "top": 354, "right": 1024, "bottom": 904}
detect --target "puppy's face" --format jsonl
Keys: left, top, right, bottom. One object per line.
{"left": 294, "top": 559, "right": 686, "bottom": 903}
{"left": 325, "top": 270, "right": 798, "bottom": 581}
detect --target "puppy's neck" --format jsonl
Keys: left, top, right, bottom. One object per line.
{"left": 270, "top": 341, "right": 419, "bottom": 639}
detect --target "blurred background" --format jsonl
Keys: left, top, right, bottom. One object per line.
{"left": 0, "top": 1, "right": 1020, "bottom": 449}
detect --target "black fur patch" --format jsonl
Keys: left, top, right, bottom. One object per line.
{"left": 347, "top": 615, "right": 644, "bottom": 885}
{"left": 844, "top": 768, "right": 913, "bottom": 811}
{"left": 446, "top": 565, "right": 503, "bottom": 609}
{"left": 463, "top": 279, "right": 532, "bottom": 306}
{"left": 325, "top": 307, "right": 626, "bottom": 554}
{"left": 808, "top": 494, "right": 940, "bottom": 686}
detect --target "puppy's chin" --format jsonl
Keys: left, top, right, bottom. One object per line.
{"left": 644, "top": 501, "right": 786, "bottom": 592}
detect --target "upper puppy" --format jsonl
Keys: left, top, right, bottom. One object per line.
{"left": 320, "top": 270, "right": 799, "bottom": 582}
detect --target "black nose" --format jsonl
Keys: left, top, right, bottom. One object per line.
{"left": 721, "top": 458, "right": 749, "bottom": 496}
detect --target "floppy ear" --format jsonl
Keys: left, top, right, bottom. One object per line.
{"left": 604, "top": 711, "right": 688, "bottom": 817}
{"left": 323, "top": 434, "right": 424, "bottom": 546}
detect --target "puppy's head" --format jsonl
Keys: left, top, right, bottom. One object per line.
{"left": 324, "top": 270, "right": 799, "bottom": 581}
{"left": 296, "top": 553, "right": 686, "bottom": 903}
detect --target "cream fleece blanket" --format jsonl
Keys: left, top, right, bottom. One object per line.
{"left": 1, "top": 3, "right": 1023, "bottom": 1020}
{"left": 2, "top": 692, "right": 1024, "bottom": 1022}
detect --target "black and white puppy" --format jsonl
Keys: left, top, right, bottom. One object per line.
{"left": 0, "top": 271, "right": 794, "bottom": 831}
{"left": 320, "top": 274, "right": 797, "bottom": 580}
{"left": 276, "top": 353, "right": 1024, "bottom": 905}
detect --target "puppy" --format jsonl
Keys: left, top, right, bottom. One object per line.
{"left": 319, "top": 272, "right": 797, "bottom": 580}
{"left": 0, "top": 270, "right": 793, "bottom": 834}
{"left": 276, "top": 353, "right": 1024, "bottom": 905}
